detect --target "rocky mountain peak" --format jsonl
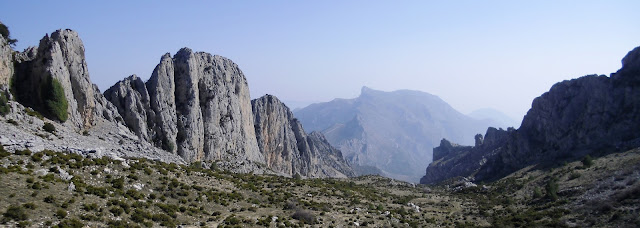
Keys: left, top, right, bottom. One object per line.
{"left": 12, "top": 29, "right": 120, "bottom": 129}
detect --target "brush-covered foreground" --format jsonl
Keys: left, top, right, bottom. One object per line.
{"left": 0, "top": 144, "right": 639, "bottom": 227}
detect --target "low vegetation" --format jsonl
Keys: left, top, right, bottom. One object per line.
{"left": 0, "top": 143, "right": 638, "bottom": 227}
{"left": 42, "top": 76, "right": 68, "bottom": 122}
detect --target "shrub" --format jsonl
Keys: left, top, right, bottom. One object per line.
{"left": 42, "top": 76, "right": 68, "bottom": 122}
{"left": 0, "top": 90, "right": 9, "bottom": 116}
{"left": 546, "top": 177, "right": 559, "bottom": 201}
{"left": 582, "top": 155, "right": 594, "bottom": 168}
{"left": 43, "top": 122, "right": 56, "bottom": 133}
{"left": 533, "top": 187, "right": 543, "bottom": 198}
{"left": 44, "top": 195, "right": 56, "bottom": 204}
{"left": 82, "top": 203, "right": 98, "bottom": 211}
{"left": 55, "top": 218, "right": 84, "bottom": 228}
{"left": 24, "top": 107, "right": 44, "bottom": 119}
{"left": 55, "top": 209, "right": 67, "bottom": 219}
{"left": 109, "top": 206, "right": 124, "bottom": 216}
{"left": 0, "top": 23, "right": 17, "bottom": 45}
{"left": 3, "top": 205, "right": 28, "bottom": 222}
{"left": 292, "top": 209, "right": 316, "bottom": 224}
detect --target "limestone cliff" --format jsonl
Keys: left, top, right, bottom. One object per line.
{"left": 12, "top": 29, "right": 120, "bottom": 129}
{"left": 106, "top": 48, "right": 262, "bottom": 163}
{"left": 0, "top": 32, "right": 13, "bottom": 88}
{"left": 421, "top": 46, "right": 640, "bottom": 184}
{"left": 4, "top": 27, "right": 352, "bottom": 178}
{"left": 252, "top": 95, "right": 354, "bottom": 177}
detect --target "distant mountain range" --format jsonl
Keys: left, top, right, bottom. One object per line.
{"left": 468, "top": 108, "right": 521, "bottom": 129}
{"left": 295, "top": 87, "right": 496, "bottom": 182}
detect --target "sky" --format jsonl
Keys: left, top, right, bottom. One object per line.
{"left": 2, "top": 1, "right": 639, "bottom": 121}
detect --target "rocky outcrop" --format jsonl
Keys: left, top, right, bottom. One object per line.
{"left": 104, "top": 75, "right": 151, "bottom": 141}
{"left": 105, "top": 48, "right": 262, "bottom": 163}
{"left": 0, "top": 33, "right": 13, "bottom": 88}
{"left": 5, "top": 27, "right": 352, "bottom": 178}
{"left": 12, "top": 29, "right": 121, "bottom": 129}
{"left": 421, "top": 128, "right": 513, "bottom": 184}
{"left": 252, "top": 95, "right": 354, "bottom": 177}
{"left": 103, "top": 49, "right": 353, "bottom": 177}
{"left": 421, "top": 46, "right": 640, "bottom": 184}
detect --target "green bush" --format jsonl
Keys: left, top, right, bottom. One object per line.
{"left": 3, "top": 205, "right": 28, "bottom": 222}
{"left": 0, "top": 91, "right": 9, "bottom": 116}
{"left": 533, "top": 187, "right": 543, "bottom": 198}
{"left": 43, "top": 122, "right": 56, "bottom": 133}
{"left": 55, "top": 209, "right": 67, "bottom": 219}
{"left": 546, "top": 177, "right": 559, "bottom": 201}
{"left": 54, "top": 218, "right": 84, "bottom": 228}
{"left": 42, "top": 76, "right": 68, "bottom": 122}
{"left": 24, "top": 108, "right": 44, "bottom": 119}
{"left": 0, "top": 23, "right": 18, "bottom": 45}
{"left": 292, "top": 209, "right": 316, "bottom": 224}
{"left": 582, "top": 155, "right": 594, "bottom": 168}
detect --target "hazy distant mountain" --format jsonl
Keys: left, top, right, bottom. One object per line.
{"left": 468, "top": 108, "right": 521, "bottom": 129}
{"left": 294, "top": 87, "right": 494, "bottom": 182}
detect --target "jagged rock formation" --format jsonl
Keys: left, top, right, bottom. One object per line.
{"left": 295, "top": 87, "right": 494, "bottom": 182}
{"left": 252, "top": 95, "right": 354, "bottom": 177}
{"left": 421, "top": 46, "right": 640, "bottom": 184}
{"left": 11, "top": 29, "right": 120, "bottom": 129}
{"left": 421, "top": 128, "right": 512, "bottom": 184}
{"left": 105, "top": 48, "right": 262, "bottom": 163}
{"left": 104, "top": 48, "right": 353, "bottom": 177}
{"left": 103, "top": 75, "right": 151, "bottom": 141}
{"left": 1, "top": 27, "right": 352, "bottom": 178}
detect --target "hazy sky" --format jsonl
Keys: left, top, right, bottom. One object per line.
{"left": 2, "top": 1, "right": 639, "bottom": 121}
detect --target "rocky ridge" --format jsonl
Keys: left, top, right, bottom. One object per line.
{"left": 104, "top": 49, "right": 353, "bottom": 177}
{"left": 0, "top": 28, "right": 353, "bottom": 178}
{"left": 421, "top": 46, "right": 640, "bottom": 184}
{"left": 11, "top": 29, "right": 120, "bottom": 129}
{"left": 252, "top": 95, "right": 354, "bottom": 177}
{"left": 105, "top": 49, "right": 263, "bottom": 164}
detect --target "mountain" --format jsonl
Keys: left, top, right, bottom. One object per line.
{"left": 252, "top": 94, "right": 354, "bottom": 178}
{"left": 294, "top": 87, "right": 495, "bottom": 182}
{"left": 0, "top": 28, "right": 353, "bottom": 178}
{"left": 421, "top": 45, "right": 640, "bottom": 184}
{"left": 468, "top": 108, "right": 520, "bottom": 129}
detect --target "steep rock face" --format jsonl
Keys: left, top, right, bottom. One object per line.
{"left": 146, "top": 53, "right": 178, "bottom": 153}
{"left": 0, "top": 34, "right": 13, "bottom": 87}
{"left": 252, "top": 95, "right": 354, "bottom": 177}
{"left": 106, "top": 48, "right": 262, "bottom": 163}
{"left": 295, "top": 87, "right": 494, "bottom": 182}
{"left": 104, "top": 75, "right": 152, "bottom": 141}
{"left": 12, "top": 29, "right": 120, "bottom": 129}
{"left": 421, "top": 46, "right": 640, "bottom": 184}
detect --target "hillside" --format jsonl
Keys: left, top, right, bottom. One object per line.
{"left": 422, "top": 45, "right": 640, "bottom": 185}
{"left": 1, "top": 143, "right": 639, "bottom": 227}
{"left": 295, "top": 87, "right": 494, "bottom": 182}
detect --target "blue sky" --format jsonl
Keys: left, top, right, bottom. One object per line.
{"left": 2, "top": 1, "right": 639, "bottom": 121}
